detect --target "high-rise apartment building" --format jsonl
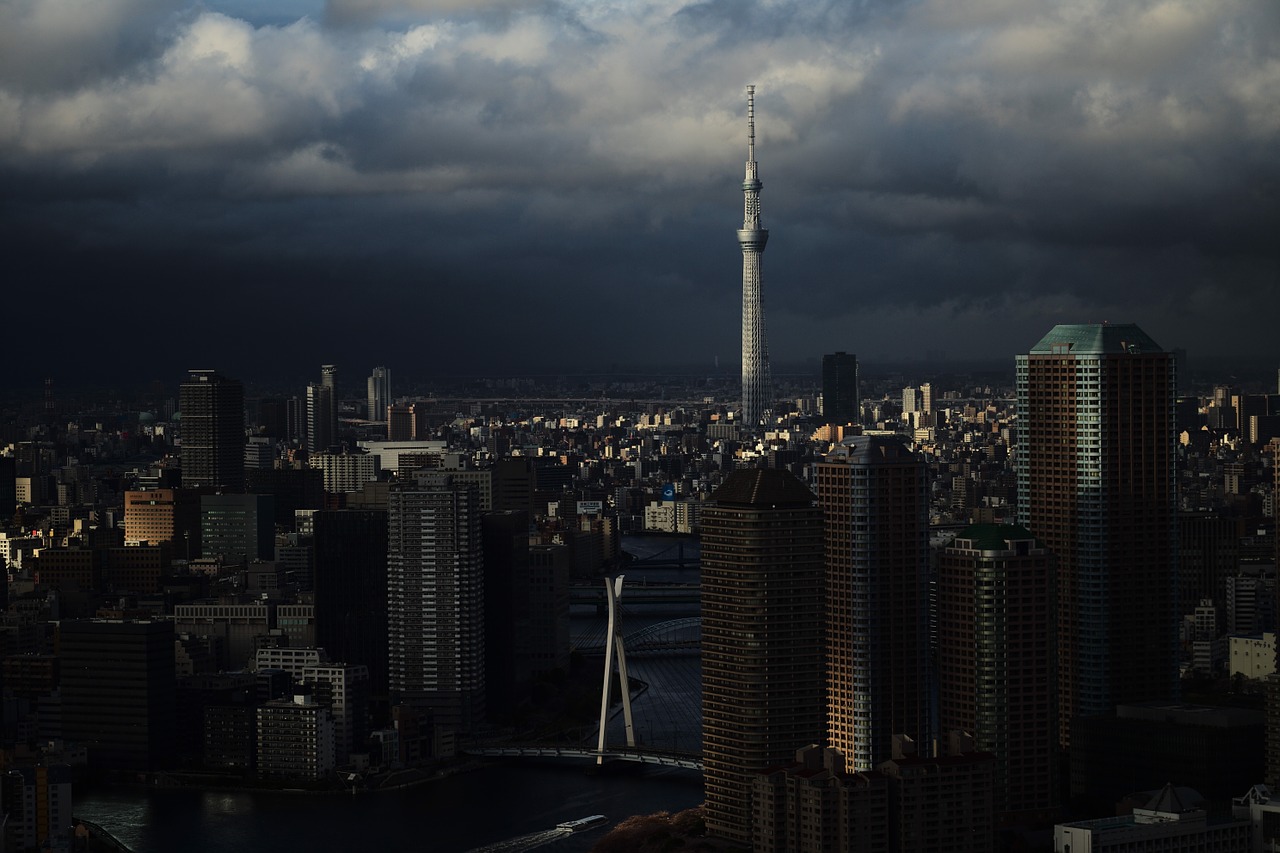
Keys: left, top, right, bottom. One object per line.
{"left": 306, "top": 365, "right": 339, "bottom": 453}
{"left": 738, "top": 85, "right": 771, "bottom": 428}
{"left": 938, "top": 524, "right": 1056, "bottom": 823}
{"left": 388, "top": 472, "right": 485, "bottom": 733}
{"left": 1015, "top": 323, "right": 1177, "bottom": 746}
{"left": 822, "top": 352, "right": 859, "bottom": 426}
{"left": 179, "top": 370, "right": 244, "bottom": 490}
{"left": 819, "top": 435, "right": 933, "bottom": 771}
{"left": 701, "top": 467, "right": 825, "bottom": 844}
{"left": 367, "top": 366, "right": 391, "bottom": 423}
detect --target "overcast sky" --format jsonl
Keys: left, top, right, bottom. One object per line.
{"left": 2, "top": 0, "right": 1277, "bottom": 387}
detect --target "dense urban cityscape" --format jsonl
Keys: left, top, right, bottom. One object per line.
{"left": 0, "top": 333, "right": 1278, "bottom": 851}
{"left": 3, "top": 0, "right": 1278, "bottom": 849}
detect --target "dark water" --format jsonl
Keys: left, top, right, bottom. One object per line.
{"left": 75, "top": 762, "right": 703, "bottom": 853}
{"left": 75, "top": 536, "right": 704, "bottom": 852}
{"left": 76, "top": 658, "right": 703, "bottom": 853}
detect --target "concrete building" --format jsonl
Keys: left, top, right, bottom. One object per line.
{"left": 179, "top": 370, "right": 245, "bottom": 491}
{"left": 367, "top": 366, "right": 390, "bottom": 423}
{"left": 123, "top": 488, "right": 201, "bottom": 553}
{"left": 938, "top": 524, "right": 1057, "bottom": 824}
{"left": 253, "top": 647, "right": 326, "bottom": 684}
{"left": 256, "top": 694, "right": 335, "bottom": 781}
{"left": 702, "top": 468, "right": 826, "bottom": 845}
{"left": 520, "top": 543, "right": 571, "bottom": 684}
{"left": 305, "top": 380, "right": 336, "bottom": 454}
{"left": 1, "top": 763, "right": 73, "bottom": 853}
{"left": 313, "top": 510, "right": 389, "bottom": 697}
{"left": 880, "top": 747, "right": 996, "bottom": 853}
{"left": 753, "top": 746, "right": 889, "bottom": 853}
{"left": 1230, "top": 633, "right": 1277, "bottom": 680}
{"left": 174, "top": 603, "right": 272, "bottom": 670}
{"left": 388, "top": 472, "right": 485, "bottom": 732}
{"left": 822, "top": 352, "right": 860, "bottom": 426}
{"left": 60, "top": 619, "right": 176, "bottom": 771}
{"left": 308, "top": 449, "right": 379, "bottom": 495}
{"left": 302, "top": 663, "right": 370, "bottom": 765}
{"left": 1055, "top": 784, "right": 1248, "bottom": 852}
{"left": 200, "top": 493, "right": 274, "bottom": 565}
{"left": 819, "top": 436, "right": 933, "bottom": 770}
{"left": 1016, "top": 323, "right": 1177, "bottom": 746}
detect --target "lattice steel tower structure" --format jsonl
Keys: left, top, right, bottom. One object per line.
{"left": 737, "top": 85, "right": 771, "bottom": 428}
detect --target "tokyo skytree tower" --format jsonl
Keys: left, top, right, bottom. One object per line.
{"left": 737, "top": 85, "right": 771, "bottom": 428}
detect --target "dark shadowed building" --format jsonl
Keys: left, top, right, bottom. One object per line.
{"left": 820, "top": 436, "right": 933, "bottom": 772}
{"left": 60, "top": 619, "right": 176, "bottom": 771}
{"left": 179, "top": 370, "right": 245, "bottom": 491}
{"left": 1016, "top": 323, "right": 1178, "bottom": 746}
{"left": 313, "top": 509, "right": 388, "bottom": 698}
{"left": 701, "top": 467, "right": 825, "bottom": 845}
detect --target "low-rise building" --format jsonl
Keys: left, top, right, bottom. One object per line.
{"left": 1055, "top": 784, "right": 1249, "bottom": 852}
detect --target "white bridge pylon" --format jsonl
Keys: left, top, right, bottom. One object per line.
{"left": 596, "top": 574, "right": 636, "bottom": 764}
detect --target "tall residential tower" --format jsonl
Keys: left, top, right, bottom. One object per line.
{"left": 819, "top": 435, "right": 933, "bottom": 770}
{"left": 738, "top": 85, "right": 771, "bottom": 428}
{"left": 388, "top": 471, "right": 485, "bottom": 733}
{"left": 1015, "top": 323, "right": 1177, "bottom": 746}
{"left": 367, "top": 366, "right": 391, "bottom": 423}
{"left": 179, "top": 370, "right": 244, "bottom": 491}
{"left": 701, "top": 468, "right": 825, "bottom": 844}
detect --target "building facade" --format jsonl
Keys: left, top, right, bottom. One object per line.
{"left": 179, "top": 369, "right": 245, "bottom": 491}
{"left": 822, "top": 351, "right": 860, "bottom": 426}
{"left": 702, "top": 467, "right": 826, "bottom": 844}
{"left": 1016, "top": 323, "right": 1178, "bottom": 745}
{"left": 60, "top": 619, "right": 176, "bottom": 771}
{"left": 388, "top": 472, "right": 485, "bottom": 733}
{"left": 819, "top": 436, "right": 933, "bottom": 771}
{"left": 938, "top": 524, "right": 1057, "bottom": 823}
{"left": 367, "top": 366, "right": 391, "bottom": 423}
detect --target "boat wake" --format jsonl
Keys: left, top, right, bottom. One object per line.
{"left": 463, "top": 827, "right": 570, "bottom": 853}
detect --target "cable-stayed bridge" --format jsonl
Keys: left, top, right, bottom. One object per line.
{"left": 467, "top": 576, "right": 702, "bottom": 770}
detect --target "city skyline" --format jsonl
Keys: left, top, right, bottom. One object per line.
{"left": 2, "top": 0, "right": 1278, "bottom": 387}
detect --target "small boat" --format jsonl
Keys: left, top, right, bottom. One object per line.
{"left": 556, "top": 815, "right": 608, "bottom": 832}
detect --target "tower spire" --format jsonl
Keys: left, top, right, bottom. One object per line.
{"left": 737, "top": 85, "right": 771, "bottom": 428}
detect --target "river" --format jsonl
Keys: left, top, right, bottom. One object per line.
{"left": 75, "top": 536, "right": 703, "bottom": 852}
{"left": 75, "top": 762, "right": 702, "bottom": 852}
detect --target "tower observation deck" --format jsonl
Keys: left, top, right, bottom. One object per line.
{"left": 738, "top": 85, "right": 771, "bottom": 429}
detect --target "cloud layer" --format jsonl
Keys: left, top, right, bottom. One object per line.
{"left": 2, "top": 0, "right": 1277, "bottom": 384}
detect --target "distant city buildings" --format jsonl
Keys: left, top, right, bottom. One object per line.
{"left": 821, "top": 351, "right": 859, "bottom": 426}
{"left": 367, "top": 366, "right": 391, "bottom": 423}
{"left": 179, "top": 370, "right": 244, "bottom": 490}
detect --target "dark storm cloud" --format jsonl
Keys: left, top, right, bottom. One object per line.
{"left": 1, "top": 0, "right": 1277, "bottom": 386}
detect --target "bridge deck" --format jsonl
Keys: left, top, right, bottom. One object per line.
{"left": 466, "top": 745, "right": 702, "bottom": 771}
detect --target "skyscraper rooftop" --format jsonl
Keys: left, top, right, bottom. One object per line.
{"left": 1027, "top": 323, "right": 1164, "bottom": 354}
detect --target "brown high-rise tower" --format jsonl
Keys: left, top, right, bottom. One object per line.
{"left": 1015, "top": 323, "right": 1177, "bottom": 747}
{"left": 701, "top": 468, "right": 825, "bottom": 845}
{"left": 818, "top": 435, "right": 932, "bottom": 771}
{"left": 939, "top": 524, "right": 1057, "bottom": 823}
